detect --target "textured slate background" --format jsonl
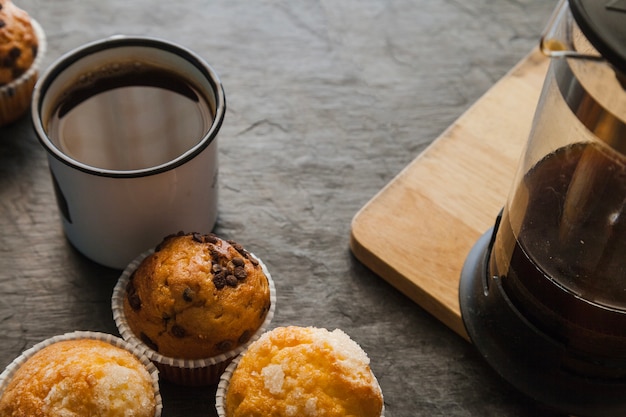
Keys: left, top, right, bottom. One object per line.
{"left": 0, "top": 1, "right": 564, "bottom": 416}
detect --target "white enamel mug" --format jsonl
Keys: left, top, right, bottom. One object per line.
{"left": 32, "top": 36, "right": 225, "bottom": 269}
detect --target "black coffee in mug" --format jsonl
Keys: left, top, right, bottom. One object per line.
{"left": 46, "top": 62, "right": 214, "bottom": 171}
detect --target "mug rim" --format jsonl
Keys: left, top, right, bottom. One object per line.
{"left": 31, "top": 35, "right": 226, "bottom": 178}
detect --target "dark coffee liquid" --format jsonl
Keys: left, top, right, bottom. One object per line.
{"left": 491, "top": 142, "right": 626, "bottom": 359}
{"left": 46, "top": 64, "right": 214, "bottom": 171}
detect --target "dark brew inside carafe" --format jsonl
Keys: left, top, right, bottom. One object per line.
{"left": 489, "top": 113, "right": 626, "bottom": 374}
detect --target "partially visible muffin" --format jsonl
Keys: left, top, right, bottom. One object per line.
{"left": 122, "top": 232, "right": 272, "bottom": 360}
{"left": 0, "top": 335, "right": 160, "bottom": 417}
{"left": 0, "top": 0, "right": 45, "bottom": 126}
{"left": 0, "top": 0, "right": 38, "bottom": 85}
{"left": 221, "top": 326, "right": 384, "bottom": 417}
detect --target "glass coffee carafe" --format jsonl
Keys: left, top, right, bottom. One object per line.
{"left": 459, "top": 1, "right": 626, "bottom": 415}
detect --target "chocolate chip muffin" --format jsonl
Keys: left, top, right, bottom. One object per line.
{"left": 0, "top": 0, "right": 45, "bottom": 126}
{"left": 0, "top": 0, "right": 38, "bottom": 85}
{"left": 122, "top": 232, "right": 272, "bottom": 360}
{"left": 218, "top": 326, "right": 384, "bottom": 417}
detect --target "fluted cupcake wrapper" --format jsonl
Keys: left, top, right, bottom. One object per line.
{"left": 112, "top": 249, "right": 277, "bottom": 386}
{"left": 0, "top": 19, "right": 46, "bottom": 127}
{"left": 214, "top": 353, "right": 242, "bottom": 417}
{"left": 0, "top": 330, "right": 163, "bottom": 417}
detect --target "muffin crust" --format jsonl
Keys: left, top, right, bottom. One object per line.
{"left": 225, "top": 326, "right": 384, "bottom": 417}
{"left": 123, "top": 232, "right": 272, "bottom": 359}
{"left": 0, "top": 0, "right": 38, "bottom": 85}
{"left": 0, "top": 339, "right": 157, "bottom": 417}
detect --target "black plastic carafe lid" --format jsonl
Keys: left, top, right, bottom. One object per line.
{"left": 569, "top": 0, "right": 626, "bottom": 73}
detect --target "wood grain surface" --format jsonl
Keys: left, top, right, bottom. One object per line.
{"left": 0, "top": 1, "right": 564, "bottom": 416}
{"left": 350, "top": 49, "right": 550, "bottom": 340}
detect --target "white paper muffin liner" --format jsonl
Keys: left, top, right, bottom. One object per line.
{"left": 214, "top": 353, "right": 242, "bottom": 417}
{"left": 112, "top": 249, "right": 277, "bottom": 386}
{"left": 214, "top": 332, "right": 385, "bottom": 417}
{"left": 0, "top": 330, "right": 163, "bottom": 417}
{"left": 0, "top": 18, "right": 46, "bottom": 126}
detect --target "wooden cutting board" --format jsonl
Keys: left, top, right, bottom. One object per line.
{"left": 350, "top": 48, "right": 550, "bottom": 340}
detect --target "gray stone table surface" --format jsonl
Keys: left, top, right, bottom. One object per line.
{"left": 0, "top": 0, "right": 565, "bottom": 416}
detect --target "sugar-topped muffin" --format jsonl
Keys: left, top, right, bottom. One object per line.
{"left": 0, "top": 0, "right": 39, "bottom": 85}
{"left": 0, "top": 337, "right": 159, "bottom": 417}
{"left": 222, "top": 326, "right": 384, "bottom": 417}
{"left": 122, "top": 232, "right": 272, "bottom": 360}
